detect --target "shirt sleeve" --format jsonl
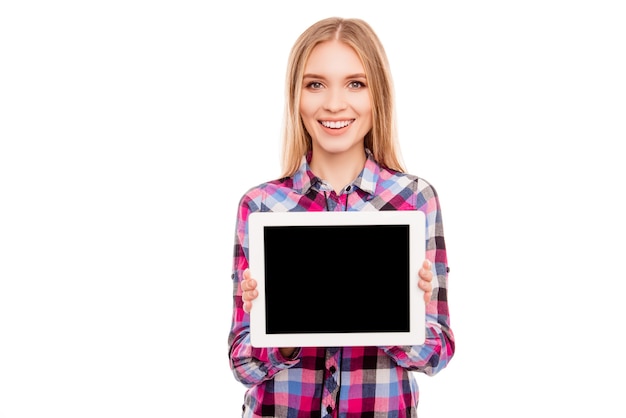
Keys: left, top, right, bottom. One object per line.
{"left": 227, "top": 188, "right": 301, "bottom": 388}
{"left": 380, "top": 179, "right": 455, "bottom": 376}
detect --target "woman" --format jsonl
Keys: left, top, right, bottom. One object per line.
{"left": 228, "top": 17, "right": 454, "bottom": 417}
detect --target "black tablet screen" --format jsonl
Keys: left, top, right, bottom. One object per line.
{"left": 263, "top": 224, "right": 410, "bottom": 334}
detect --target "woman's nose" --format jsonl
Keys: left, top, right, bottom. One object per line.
{"left": 323, "top": 88, "right": 348, "bottom": 112}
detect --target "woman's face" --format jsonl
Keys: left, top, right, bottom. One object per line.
{"left": 299, "top": 40, "right": 372, "bottom": 159}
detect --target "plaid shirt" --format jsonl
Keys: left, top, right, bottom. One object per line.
{"left": 228, "top": 150, "right": 454, "bottom": 417}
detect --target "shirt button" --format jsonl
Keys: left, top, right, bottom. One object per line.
{"left": 326, "top": 405, "right": 333, "bottom": 413}
{"left": 346, "top": 185, "right": 351, "bottom": 191}
{"left": 329, "top": 366, "right": 336, "bottom": 374}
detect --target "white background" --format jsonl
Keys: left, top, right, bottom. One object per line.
{"left": 1, "top": 1, "right": 625, "bottom": 417}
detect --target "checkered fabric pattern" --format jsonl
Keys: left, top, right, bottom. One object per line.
{"left": 228, "top": 150, "right": 454, "bottom": 417}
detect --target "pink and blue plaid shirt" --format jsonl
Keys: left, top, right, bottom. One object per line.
{"left": 228, "top": 150, "right": 454, "bottom": 417}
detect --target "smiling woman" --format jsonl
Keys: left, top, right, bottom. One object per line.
{"left": 228, "top": 17, "right": 454, "bottom": 417}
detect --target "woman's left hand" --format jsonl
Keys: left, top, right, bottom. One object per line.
{"left": 418, "top": 260, "right": 434, "bottom": 304}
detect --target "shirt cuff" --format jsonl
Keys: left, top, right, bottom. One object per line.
{"left": 269, "top": 347, "right": 301, "bottom": 367}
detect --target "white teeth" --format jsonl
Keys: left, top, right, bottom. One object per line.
{"left": 321, "top": 120, "right": 352, "bottom": 129}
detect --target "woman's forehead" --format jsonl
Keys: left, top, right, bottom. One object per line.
{"left": 304, "top": 41, "right": 365, "bottom": 76}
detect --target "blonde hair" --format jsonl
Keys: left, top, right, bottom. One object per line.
{"left": 280, "top": 17, "right": 406, "bottom": 178}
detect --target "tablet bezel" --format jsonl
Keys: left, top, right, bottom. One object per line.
{"left": 248, "top": 210, "right": 426, "bottom": 348}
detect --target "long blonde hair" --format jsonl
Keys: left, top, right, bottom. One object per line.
{"left": 280, "top": 17, "right": 406, "bottom": 178}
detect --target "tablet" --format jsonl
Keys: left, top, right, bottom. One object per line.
{"left": 248, "top": 210, "right": 426, "bottom": 348}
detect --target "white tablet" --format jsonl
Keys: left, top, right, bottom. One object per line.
{"left": 248, "top": 210, "right": 426, "bottom": 348}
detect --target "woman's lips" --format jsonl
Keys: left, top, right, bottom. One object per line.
{"left": 319, "top": 119, "right": 354, "bottom": 129}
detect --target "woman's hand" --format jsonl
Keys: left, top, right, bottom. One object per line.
{"left": 241, "top": 269, "right": 297, "bottom": 358}
{"left": 241, "top": 268, "right": 258, "bottom": 314}
{"left": 418, "top": 260, "right": 434, "bottom": 304}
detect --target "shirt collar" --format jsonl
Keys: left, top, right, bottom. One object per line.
{"left": 292, "top": 149, "right": 380, "bottom": 195}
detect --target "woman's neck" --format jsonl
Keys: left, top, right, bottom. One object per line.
{"left": 309, "top": 147, "right": 366, "bottom": 193}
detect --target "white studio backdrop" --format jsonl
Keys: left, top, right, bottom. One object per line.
{"left": 1, "top": 1, "right": 625, "bottom": 417}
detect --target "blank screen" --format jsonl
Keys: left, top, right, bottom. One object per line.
{"left": 263, "top": 224, "right": 410, "bottom": 334}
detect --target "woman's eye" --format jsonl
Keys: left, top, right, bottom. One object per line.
{"left": 348, "top": 81, "right": 366, "bottom": 89}
{"left": 306, "top": 81, "right": 323, "bottom": 89}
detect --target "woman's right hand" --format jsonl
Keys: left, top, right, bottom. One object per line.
{"left": 241, "top": 269, "right": 297, "bottom": 358}
{"left": 241, "top": 268, "right": 258, "bottom": 313}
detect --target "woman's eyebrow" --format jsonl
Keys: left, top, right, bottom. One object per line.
{"left": 302, "top": 73, "right": 325, "bottom": 80}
